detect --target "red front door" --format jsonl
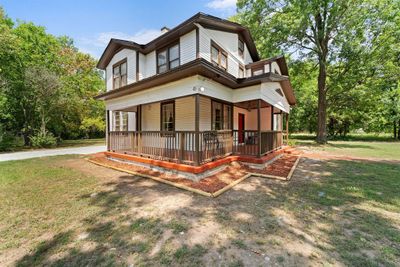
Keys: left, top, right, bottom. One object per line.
{"left": 238, "top": 113, "right": 245, "bottom": 143}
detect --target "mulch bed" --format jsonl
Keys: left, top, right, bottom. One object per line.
{"left": 89, "top": 154, "right": 248, "bottom": 194}
{"left": 88, "top": 152, "right": 300, "bottom": 196}
{"left": 243, "top": 154, "right": 299, "bottom": 178}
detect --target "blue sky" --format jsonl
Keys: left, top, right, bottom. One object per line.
{"left": 0, "top": 0, "right": 237, "bottom": 58}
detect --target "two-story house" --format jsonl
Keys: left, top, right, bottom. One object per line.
{"left": 95, "top": 13, "right": 296, "bottom": 177}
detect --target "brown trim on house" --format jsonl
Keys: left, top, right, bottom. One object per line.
{"left": 195, "top": 94, "right": 200, "bottom": 165}
{"left": 95, "top": 58, "right": 296, "bottom": 105}
{"left": 106, "top": 110, "right": 110, "bottom": 150}
{"left": 270, "top": 105, "right": 274, "bottom": 130}
{"left": 196, "top": 28, "right": 200, "bottom": 59}
{"left": 136, "top": 52, "right": 140, "bottom": 81}
{"left": 257, "top": 99, "right": 261, "bottom": 157}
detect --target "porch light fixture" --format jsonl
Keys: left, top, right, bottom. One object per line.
{"left": 192, "top": 86, "right": 205, "bottom": 92}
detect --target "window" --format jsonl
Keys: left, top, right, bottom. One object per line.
{"left": 252, "top": 66, "right": 264, "bottom": 76}
{"left": 275, "top": 88, "right": 284, "bottom": 97}
{"left": 113, "top": 60, "right": 127, "bottom": 89}
{"left": 113, "top": 111, "right": 128, "bottom": 131}
{"left": 239, "top": 65, "right": 245, "bottom": 78}
{"left": 122, "top": 112, "right": 128, "bottom": 131}
{"left": 210, "top": 42, "right": 227, "bottom": 70}
{"left": 238, "top": 38, "right": 244, "bottom": 58}
{"left": 223, "top": 105, "right": 232, "bottom": 129}
{"left": 161, "top": 101, "right": 175, "bottom": 132}
{"left": 114, "top": 112, "right": 120, "bottom": 131}
{"left": 212, "top": 101, "right": 232, "bottom": 130}
{"left": 157, "top": 43, "right": 180, "bottom": 74}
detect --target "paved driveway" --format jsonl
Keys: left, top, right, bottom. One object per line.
{"left": 0, "top": 145, "right": 106, "bottom": 162}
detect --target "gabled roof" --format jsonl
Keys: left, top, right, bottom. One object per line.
{"left": 96, "top": 12, "right": 260, "bottom": 69}
{"left": 95, "top": 58, "right": 296, "bottom": 105}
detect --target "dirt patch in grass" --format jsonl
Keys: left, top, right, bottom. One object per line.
{"left": 89, "top": 154, "right": 249, "bottom": 194}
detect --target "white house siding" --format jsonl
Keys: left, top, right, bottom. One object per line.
{"left": 198, "top": 27, "right": 211, "bottom": 62}
{"left": 244, "top": 44, "right": 252, "bottom": 65}
{"left": 198, "top": 26, "right": 253, "bottom": 78}
{"left": 260, "top": 82, "right": 290, "bottom": 113}
{"left": 145, "top": 51, "right": 157, "bottom": 78}
{"left": 128, "top": 112, "right": 136, "bottom": 131}
{"left": 105, "top": 76, "right": 200, "bottom": 111}
{"left": 180, "top": 30, "right": 197, "bottom": 64}
{"left": 138, "top": 53, "right": 146, "bottom": 80}
{"left": 106, "top": 49, "right": 136, "bottom": 91}
{"left": 271, "top": 61, "right": 281, "bottom": 74}
{"left": 175, "top": 96, "right": 196, "bottom": 131}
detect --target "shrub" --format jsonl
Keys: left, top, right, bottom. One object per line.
{"left": 79, "top": 117, "right": 105, "bottom": 138}
{"left": 0, "top": 130, "right": 18, "bottom": 152}
{"left": 29, "top": 131, "right": 57, "bottom": 148}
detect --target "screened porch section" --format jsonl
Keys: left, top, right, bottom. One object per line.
{"left": 106, "top": 95, "right": 289, "bottom": 166}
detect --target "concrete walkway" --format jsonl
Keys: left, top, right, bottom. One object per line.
{"left": 0, "top": 145, "right": 106, "bottom": 162}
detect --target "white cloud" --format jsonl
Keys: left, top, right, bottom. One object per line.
{"left": 206, "top": 0, "right": 236, "bottom": 10}
{"left": 76, "top": 29, "right": 161, "bottom": 59}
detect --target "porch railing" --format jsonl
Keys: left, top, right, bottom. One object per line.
{"left": 108, "top": 130, "right": 283, "bottom": 165}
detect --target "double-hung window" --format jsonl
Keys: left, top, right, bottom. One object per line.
{"left": 157, "top": 43, "right": 180, "bottom": 74}
{"left": 113, "top": 111, "right": 128, "bottom": 131}
{"left": 210, "top": 42, "right": 227, "bottom": 71}
{"left": 161, "top": 101, "right": 175, "bottom": 132}
{"left": 113, "top": 59, "right": 127, "bottom": 89}
{"left": 212, "top": 101, "right": 232, "bottom": 130}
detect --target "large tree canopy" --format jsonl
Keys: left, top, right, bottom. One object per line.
{"left": 0, "top": 7, "right": 105, "bottom": 149}
{"left": 235, "top": 0, "right": 400, "bottom": 141}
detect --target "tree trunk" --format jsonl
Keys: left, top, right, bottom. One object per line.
{"left": 398, "top": 119, "right": 400, "bottom": 140}
{"left": 316, "top": 61, "right": 327, "bottom": 143}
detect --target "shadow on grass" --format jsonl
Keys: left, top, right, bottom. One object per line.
{"left": 14, "top": 158, "right": 400, "bottom": 266}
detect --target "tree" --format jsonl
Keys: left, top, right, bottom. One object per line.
{"left": 235, "top": 0, "right": 399, "bottom": 142}
{"left": 0, "top": 6, "right": 105, "bottom": 150}
{"left": 24, "top": 66, "right": 61, "bottom": 136}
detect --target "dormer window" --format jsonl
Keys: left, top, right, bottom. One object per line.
{"left": 238, "top": 37, "right": 244, "bottom": 58}
{"left": 113, "top": 59, "right": 127, "bottom": 89}
{"left": 157, "top": 43, "right": 180, "bottom": 74}
{"left": 211, "top": 41, "right": 227, "bottom": 71}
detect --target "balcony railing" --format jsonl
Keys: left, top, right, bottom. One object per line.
{"left": 108, "top": 130, "right": 283, "bottom": 165}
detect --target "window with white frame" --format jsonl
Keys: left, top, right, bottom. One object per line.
{"left": 113, "top": 111, "right": 128, "bottom": 131}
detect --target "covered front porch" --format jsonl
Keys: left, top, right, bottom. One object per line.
{"left": 106, "top": 95, "right": 289, "bottom": 166}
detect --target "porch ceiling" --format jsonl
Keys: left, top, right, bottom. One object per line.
{"left": 234, "top": 100, "right": 270, "bottom": 110}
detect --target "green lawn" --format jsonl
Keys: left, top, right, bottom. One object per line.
{"left": 0, "top": 145, "right": 399, "bottom": 266}
{"left": 294, "top": 140, "right": 400, "bottom": 160}
{"left": 58, "top": 138, "right": 105, "bottom": 148}
{"left": 0, "top": 138, "right": 105, "bottom": 154}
